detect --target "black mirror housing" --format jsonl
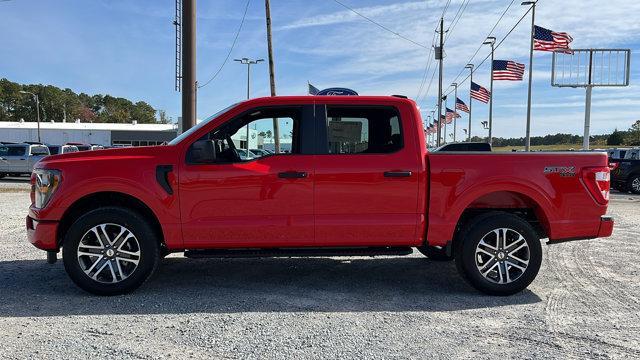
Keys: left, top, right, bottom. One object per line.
{"left": 189, "top": 140, "right": 217, "bottom": 164}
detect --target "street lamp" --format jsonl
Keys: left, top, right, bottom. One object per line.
{"left": 483, "top": 36, "right": 496, "bottom": 145}
{"left": 464, "top": 63, "right": 474, "bottom": 141}
{"left": 19, "top": 90, "right": 41, "bottom": 143}
{"left": 234, "top": 58, "right": 264, "bottom": 157}
{"left": 522, "top": 1, "right": 537, "bottom": 151}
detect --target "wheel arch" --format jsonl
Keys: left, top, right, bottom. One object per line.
{"left": 56, "top": 191, "right": 166, "bottom": 250}
{"left": 449, "top": 190, "right": 551, "bottom": 256}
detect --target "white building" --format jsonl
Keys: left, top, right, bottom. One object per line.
{"left": 0, "top": 120, "right": 178, "bottom": 146}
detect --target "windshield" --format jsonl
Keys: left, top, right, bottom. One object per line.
{"left": 168, "top": 103, "right": 239, "bottom": 145}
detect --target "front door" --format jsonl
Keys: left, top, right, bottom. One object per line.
{"left": 179, "top": 105, "right": 316, "bottom": 248}
{"left": 313, "top": 104, "right": 422, "bottom": 246}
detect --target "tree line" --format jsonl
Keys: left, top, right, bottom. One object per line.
{"left": 466, "top": 120, "right": 640, "bottom": 148}
{"left": 0, "top": 78, "right": 169, "bottom": 124}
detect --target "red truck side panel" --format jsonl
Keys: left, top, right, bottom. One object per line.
{"left": 426, "top": 152, "right": 610, "bottom": 246}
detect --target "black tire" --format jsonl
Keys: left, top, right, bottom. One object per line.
{"left": 416, "top": 245, "right": 453, "bottom": 261}
{"left": 627, "top": 174, "right": 640, "bottom": 194}
{"left": 62, "top": 206, "right": 160, "bottom": 295}
{"left": 455, "top": 212, "right": 542, "bottom": 296}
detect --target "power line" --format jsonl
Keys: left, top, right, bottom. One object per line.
{"left": 415, "top": 31, "right": 438, "bottom": 100}
{"left": 330, "top": 0, "right": 429, "bottom": 49}
{"left": 444, "top": 0, "right": 471, "bottom": 43}
{"left": 444, "top": 0, "right": 517, "bottom": 93}
{"left": 198, "top": 0, "right": 251, "bottom": 89}
{"left": 444, "top": 4, "right": 533, "bottom": 97}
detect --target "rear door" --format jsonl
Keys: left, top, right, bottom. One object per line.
{"left": 179, "top": 105, "right": 317, "bottom": 248}
{"left": 313, "top": 104, "right": 422, "bottom": 246}
{"left": 6, "top": 146, "right": 27, "bottom": 173}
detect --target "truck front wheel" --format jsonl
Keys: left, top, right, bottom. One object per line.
{"left": 455, "top": 213, "right": 542, "bottom": 296}
{"left": 62, "top": 207, "right": 160, "bottom": 295}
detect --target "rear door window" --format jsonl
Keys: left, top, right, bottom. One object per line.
{"left": 7, "top": 147, "right": 26, "bottom": 156}
{"left": 323, "top": 106, "right": 402, "bottom": 154}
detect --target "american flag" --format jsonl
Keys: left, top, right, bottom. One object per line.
{"left": 471, "top": 82, "right": 490, "bottom": 103}
{"left": 492, "top": 60, "right": 525, "bottom": 81}
{"left": 533, "top": 25, "right": 573, "bottom": 52}
{"left": 445, "top": 108, "right": 460, "bottom": 123}
{"left": 455, "top": 97, "right": 469, "bottom": 113}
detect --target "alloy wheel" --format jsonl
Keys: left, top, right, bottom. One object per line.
{"left": 77, "top": 223, "right": 141, "bottom": 283}
{"left": 474, "top": 227, "right": 530, "bottom": 284}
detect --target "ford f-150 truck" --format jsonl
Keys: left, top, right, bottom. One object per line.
{"left": 26, "top": 96, "right": 614, "bottom": 296}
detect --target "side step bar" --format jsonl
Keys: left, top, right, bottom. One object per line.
{"left": 184, "top": 247, "right": 414, "bottom": 259}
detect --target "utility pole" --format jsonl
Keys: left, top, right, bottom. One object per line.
{"left": 484, "top": 36, "right": 496, "bottom": 145}
{"left": 452, "top": 82, "right": 458, "bottom": 143}
{"left": 20, "top": 90, "right": 41, "bottom": 143}
{"left": 235, "top": 58, "right": 264, "bottom": 156}
{"left": 465, "top": 64, "right": 473, "bottom": 141}
{"left": 523, "top": 1, "right": 537, "bottom": 151}
{"left": 436, "top": 17, "right": 445, "bottom": 147}
{"left": 265, "top": 0, "right": 280, "bottom": 153}
{"left": 181, "top": 0, "right": 196, "bottom": 132}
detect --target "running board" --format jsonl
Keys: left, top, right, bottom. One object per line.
{"left": 184, "top": 247, "right": 413, "bottom": 259}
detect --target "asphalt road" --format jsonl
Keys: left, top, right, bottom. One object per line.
{"left": 0, "top": 180, "right": 639, "bottom": 359}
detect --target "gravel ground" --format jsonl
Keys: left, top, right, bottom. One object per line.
{"left": 0, "top": 180, "right": 639, "bottom": 359}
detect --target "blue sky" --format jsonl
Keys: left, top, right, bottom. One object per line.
{"left": 1, "top": 0, "right": 638, "bottom": 138}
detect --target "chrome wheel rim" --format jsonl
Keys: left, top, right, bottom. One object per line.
{"left": 475, "top": 228, "right": 530, "bottom": 284}
{"left": 632, "top": 177, "right": 640, "bottom": 192}
{"left": 77, "top": 223, "right": 141, "bottom": 284}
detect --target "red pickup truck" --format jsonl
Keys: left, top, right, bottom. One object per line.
{"left": 27, "top": 96, "right": 614, "bottom": 296}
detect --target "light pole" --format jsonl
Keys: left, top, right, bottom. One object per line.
{"left": 19, "top": 90, "right": 41, "bottom": 143}
{"left": 442, "top": 95, "right": 448, "bottom": 144}
{"left": 235, "top": 58, "right": 264, "bottom": 156}
{"left": 483, "top": 37, "right": 496, "bottom": 145}
{"left": 452, "top": 82, "right": 458, "bottom": 143}
{"left": 522, "top": 1, "right": 537, "bottom": 151}
{"left": 465, "top": 64, "right": 474, "bottom": 141}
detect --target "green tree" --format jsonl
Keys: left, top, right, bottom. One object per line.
{"left": 628, "top": 120, "right": 640, "bottom": 146}
{"left": 607, "top": 129, "right": 624, "bottom": 146}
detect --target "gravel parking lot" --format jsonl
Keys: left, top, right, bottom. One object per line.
{"left": 1, "top": 178, "right": 639, "bottom": 359}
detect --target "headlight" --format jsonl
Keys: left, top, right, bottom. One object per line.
{"left": 31, "top": 169, "right": 61, "bottom": 209}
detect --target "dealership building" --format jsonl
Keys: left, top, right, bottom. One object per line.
{"left": 0, "top": 120, "right": 179, "bottom": 146}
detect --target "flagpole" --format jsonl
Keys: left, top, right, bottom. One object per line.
{"left": 443, "top": 96, "right": 447, "bottom": 144}
{"left": 484, "top": 37, "right": 496, "bottom": 145}
{"left": 523, "top": 1, "right": 537, "bottom": 151}
{"left": 452, "top": 82, "right": 458, "bottom": 143}
{"left": 465, "top": 64, "right": 473, "bottom": 142}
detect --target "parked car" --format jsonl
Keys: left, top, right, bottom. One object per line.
{"left": 27, "top": 96, "right": 613, "bottom": 296}
{"left": 611, "top": 148, "right": 640, "bottom": 194}
{"left": 607, "top": 148, "right": 630, "bottom": 160}
{"left": 65, "top": 143, "right": 104, "bottom": 151}
{"left": 249, "top": 148, "right": 273, "bottom": 157}
{"left": 0, "top": 143, "right": 50, "bottom": 177}
{"left": 47, "top": 144, "right": 80, "bottom": 155}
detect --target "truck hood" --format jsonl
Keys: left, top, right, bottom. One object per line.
{"left": 36, "top": 145, "right": 176, "bottom": 168}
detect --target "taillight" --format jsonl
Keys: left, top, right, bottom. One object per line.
{"left": 608, "top": 162, "right": 619, "bottom": 171}
{"left": 581, "top": 166, "right": 610, "bottom": 205}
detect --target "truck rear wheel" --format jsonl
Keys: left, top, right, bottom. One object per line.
{"left": 455, "top": 212, "right": 542, "bottom": 296}
{"left": 62, "top": 207, "right": 160, "bottom": 295}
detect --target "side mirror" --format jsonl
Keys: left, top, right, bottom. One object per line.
{"left": 189, "top": 140, "right": 217, "bottom": 163}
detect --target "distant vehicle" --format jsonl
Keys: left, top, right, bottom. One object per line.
{"left": 65, "top": 143, "right": 104, "bottom": 151}
{"left": 47, "top": 145, "right": 79, "bottom": 155}
{"left": 235, "top": 149, "right": 256, "bottom": 160}
{"left": 249, "top": 148, "right": 273, "bottom": 157}
{"left": 435, "top": 142, "right": 492, "bottom": 152}
{"left": 611, "top": 148, "right": 640, "bottom": 194}
{"left": 0, "top": 143, "right": 50, "bottom": 177}
{"left": 607, "top": 148, "right": 629, "bottom": 160}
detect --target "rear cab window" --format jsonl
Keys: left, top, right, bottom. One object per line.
{"left": 30, "top": 146, "right": 50, "bottom": 156}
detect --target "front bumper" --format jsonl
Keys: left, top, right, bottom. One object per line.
{"left": 26, "top": 216, "right": 58, "bottom": 251}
